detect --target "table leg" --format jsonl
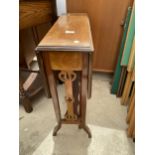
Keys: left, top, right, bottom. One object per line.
{"left": 73, "top": 71, "right": 80, "bottom": 117}
{"left": 42, "top": 52, "right": 62, "bottom": 136}
{"left": 53, "top": 124, "right": 62, "bottom": 136}
{"left": 36, "top": 51, "right": 51, "bottom": 98}
{"left": 80, "top": 54, "right": 92, "bottom": 138}
{"left": 87, "top": 53, "right": 93, "bottom": 99}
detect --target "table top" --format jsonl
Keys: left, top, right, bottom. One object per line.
{"left": 36, "top": 14, "right": 94, "bottom": 52}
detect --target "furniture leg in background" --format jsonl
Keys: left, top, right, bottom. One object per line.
{"left": 19, "top": 74, "right": 33, "bottom": 113}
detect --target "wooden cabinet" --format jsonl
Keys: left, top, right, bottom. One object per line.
{"left": 67, "top": 0, "right": 133, "bottom": 72}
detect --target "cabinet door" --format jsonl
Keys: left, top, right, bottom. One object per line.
{"left": 67, "top": 0, "right": 132, "bottom": 72}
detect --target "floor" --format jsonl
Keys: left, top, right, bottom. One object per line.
{"left": 19, "top": 73, "right": 135, "bottom": 155}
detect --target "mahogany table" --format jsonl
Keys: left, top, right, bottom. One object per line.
{"left": 36, "top": 14, "right": 94, "bottom": 138}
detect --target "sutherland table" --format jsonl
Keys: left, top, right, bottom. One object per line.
{"left": 36, "top": 14, "right": 94, "bottom": 138}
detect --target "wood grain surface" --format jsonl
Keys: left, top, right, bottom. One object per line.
{"left": 67, "top": 0, "right": 132, "bottom": 72}
{"left": 19, "top": 0, "right": 56, "bottom": 30}
{"left": 37, "top": 14, "right": 94, "bottom": 52}
{"left": 49, "top": 52, "right": 82, "bottom": 71}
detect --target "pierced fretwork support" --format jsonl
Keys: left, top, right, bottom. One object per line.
{"left": 59, "top": 71, "right": 78, "bottom": 120}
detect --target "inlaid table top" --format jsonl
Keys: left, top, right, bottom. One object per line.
{"left": 36, "top": 13, "right": 94, "bottom": 52}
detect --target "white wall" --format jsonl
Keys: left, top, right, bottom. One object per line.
{"left": 56, "top": 0, "right": 67, "bottom": 16}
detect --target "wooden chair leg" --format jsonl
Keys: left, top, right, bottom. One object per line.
{"left": 22, "top": 96, "right": 33, "bottom": 113}
{"left": 20, "top": 75, "right": 33, "bottom": 113}
{"left": 20, "top": 84, "right": 33, "bottom": 113}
